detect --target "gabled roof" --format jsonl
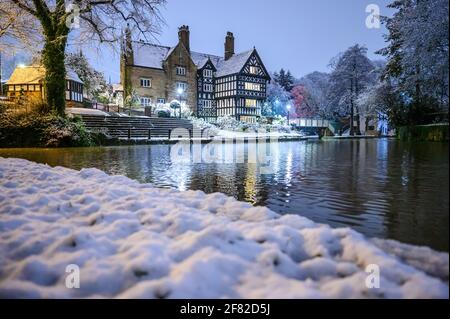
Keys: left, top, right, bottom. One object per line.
{"left": 7, "top": 65, "right": 82, "bottom": 85}
{"left": 215, "top": 50, "right": 254, "bottom": 77}
{"left": 130, "top": 41, "right": 265, "bottom": 78}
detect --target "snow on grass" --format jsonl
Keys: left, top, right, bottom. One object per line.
{"left": 0, "top": 157, "right": 448, "bottom": 299}
{"left": 215, "top": 130, "right": 304, "bottom": 139}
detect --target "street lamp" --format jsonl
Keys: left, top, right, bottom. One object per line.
{"left": 177, "top": 87, "right": 184, "bottom": 118}
{"left": 286, "top": 104, "right": 292, "bottom": 126}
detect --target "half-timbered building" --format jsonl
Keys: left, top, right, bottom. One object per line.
{"left": 121, "top": 26, "right": 270, "bottom": 123}
{"left": 6, "top": 65, "right": 84, "bottom": 107}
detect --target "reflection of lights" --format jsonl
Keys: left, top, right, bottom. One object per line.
{"left": 285, "top": 149, "right": 293, "bottom": 184}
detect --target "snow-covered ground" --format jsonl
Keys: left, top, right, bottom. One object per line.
{"left": 0, "top": 157, "right": 448, "bottom": 299}
{"left": 215, "top": 130, "right": 305, "bottom": 140}
{"left": 66, "top": 107, "right": 110, "bottom": 117}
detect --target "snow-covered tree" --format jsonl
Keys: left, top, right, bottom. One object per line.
{"left": 327, "top": 45, "right": 376, "bottom": 135}
{"left": 66, "top": 51, "right": 108, "bottom": 102}
{"left": 378, "top": 0, "right": 449, "bottom": 109}
{"left": 4, "top": 0, "right": 166, "bottom": 116}
{"left": 265, "top": 80, "right": 292, "bottom": 116}
{"left": 291, "top": 85, "right": 317, "bottom": 118}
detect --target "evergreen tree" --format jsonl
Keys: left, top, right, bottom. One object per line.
{"left": 273, "top": 68, "right": 295, "bottom": 92}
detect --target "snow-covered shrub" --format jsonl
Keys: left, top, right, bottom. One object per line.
{"left": 216, "top": 115, "right": 241, "bottom": 131}
{"left": 154, "top": 104, "right": 173, "bottom": 117}
{"left": 272, "top": 115, "right": 287, "bottom": 126}
{"left": 188, "top": 117, "right": 219, "bottom": 136}
{"left": 180, "top": 105, "right": 193, "bottom": 118}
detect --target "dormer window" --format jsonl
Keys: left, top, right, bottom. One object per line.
{"left": 203, "top": 69, "right": 213, "bottom": 78}
{"left": 176, "top": 66, "right": 186, "bottom": 76}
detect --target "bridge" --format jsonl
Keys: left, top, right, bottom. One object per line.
{"left": 291, "top": 118, "right": 341, "bottom": 136}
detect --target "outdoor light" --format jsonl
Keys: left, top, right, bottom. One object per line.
{"left": 177, "top": 88, "right": 184, "bottom": 95}
{"left": 18, "top": 63, "right": 26, "bottom": 68}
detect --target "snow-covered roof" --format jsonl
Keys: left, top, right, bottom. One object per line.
{"left": 215, "top": 50, "right": 254, "bottom": 77}
{"left": 190, "top": 51, "right": 222, "bottom": 69}
{"left": 7, "top": 65, "right": 83, "bottom": 85}
{"left": 112, "top": 83, "right": 123, "bottom": 92}
{"left": 132, "top": 42, "right": 170, "bottom": 69}
{"left": 131, "top": 41, "right": 256, "bottom": 77}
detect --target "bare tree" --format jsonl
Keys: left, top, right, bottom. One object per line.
{"left": 3, "top": 0, "right": 166, "bottom": 116}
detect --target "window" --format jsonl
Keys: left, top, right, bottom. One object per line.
{"left": 204, "top": 84, "right": 213, "bottom": 92}
{"left": 176, "top": 66, "right": 186, "bottom": 76}
{"left": 140, "top": 78, "right": 152, "bottom": 88}
{"left": 245, "top": 82, "right": 262, "bottom": 91}
{"left": 249, "top": 66, "right": 259, "bottom": 75}
{"left": 245, "top": 99, "right": 257, "bottom": 107}
{"left": 176, "top": 82, "right": 187, "bottom": 92}
{"left": 140, "top": 97, "right": 152, "bottom": 107}
{"left": 203, "top": 100, "right": 213, "bottom": 107}
{"left": 157, "top": 98, "right": 166, "bottom": 104}
{"left": 203, "top": 69, "right": 213, "bottom": 78}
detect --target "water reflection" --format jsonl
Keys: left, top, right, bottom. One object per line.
{"left": 1, "top": 139, "right": 448, "bottom": 251}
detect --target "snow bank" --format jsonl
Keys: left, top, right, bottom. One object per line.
{"left": 66, "top": 108, "right": 110, "bottom": 117}
{"left": 216, "top": 130, "right": 304, "bottom": 139}
{"left": 0, "top": 157, "right": 448, "bottom": 299}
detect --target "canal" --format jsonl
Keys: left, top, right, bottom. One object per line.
{"left": 1, "top": 138, "right": 448, "bottom": 252}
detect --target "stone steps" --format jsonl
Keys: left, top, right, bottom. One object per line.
{"left": 78, "top": 115, "right": 194, "bottom": 139}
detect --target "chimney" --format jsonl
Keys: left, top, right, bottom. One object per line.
{"left": 224, "top": 32, "right": 235, "bottom": 60}
{"left": 178, "top": 25, "right": 190, "bottom": 53}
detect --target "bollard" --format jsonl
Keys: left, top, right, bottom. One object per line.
{"left": 148, "top": 129, "right": 152, "bottom": 140}
{"left": 128, "top": 128, "right": 131, "bottom": 140}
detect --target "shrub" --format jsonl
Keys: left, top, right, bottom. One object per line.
{"left": 0, "top": 103, "right": 95, "bottom": 147}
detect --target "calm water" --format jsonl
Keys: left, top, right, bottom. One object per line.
{"left": 1, "top": 139, "right": 448, "bottom": 252}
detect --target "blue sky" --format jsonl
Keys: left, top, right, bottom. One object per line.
{"left": 71, "top": 0, "right": 393, "bottom": 83}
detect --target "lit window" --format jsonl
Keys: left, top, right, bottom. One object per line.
{"left": 245, "top": 99, "right": 257, "bottom": 107}
{"left": 204, "top": 84, "right": 213, "bottom": 92}
{"left": 249, "top": 66, "right": 259, "bottom": 75}
{"left": 245, "top": 82, "right": 261, "bottom": 91}
{"left": 157, "top": 98, "right": 166, "bottom": 104}
{"left": 176, "top": 66, "right": 186, "bottom": 76}
{"left": 140, "top": 78, "right": 152, "bottom": 88}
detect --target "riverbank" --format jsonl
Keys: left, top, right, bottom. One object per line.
{"left": 0, "top": 157, "right": 448, "bottom": 299}
{"left": 397, "top": 124, "right": 449, "bottom": 142}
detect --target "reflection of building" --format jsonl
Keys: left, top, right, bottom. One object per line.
{"left": 121, "top": 25, "right": 270, "bottom": 123}
{"left": 5, "top": 65, "right": 84, "bottom": 107}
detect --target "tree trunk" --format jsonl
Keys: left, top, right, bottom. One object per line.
{"left": 350, "top": 102, "right": 355, "bottom": 136}
{"left": 42, "top": 36, "right": 67, "bottom": 116}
